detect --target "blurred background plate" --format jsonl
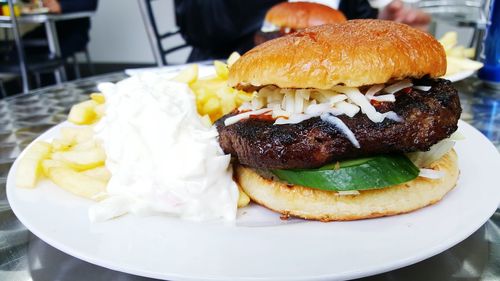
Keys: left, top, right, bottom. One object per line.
{"left": 21, "top": 7, "right": 50, "bottom": 15}
{"left": 444, "top": 70, "right": 476, "bottom": 82}
{"left": 124, "top": 64, "right": 215, "bottom": 78}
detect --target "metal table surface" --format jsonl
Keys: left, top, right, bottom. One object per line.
{"left": 0, "top": 73, "right": 499, "bottom": 281}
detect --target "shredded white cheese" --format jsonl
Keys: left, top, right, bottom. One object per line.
{"left": 329, "top": 94, "right": 348, "bottom": 105}
{"left": 366, "top": 84, "right": 384, "bottom": 96}
{"left": 369, "top": 94, "right": 396, "bottom": 102}
{"left": 305, "top": 103, "right": 343, "bottom": 116}
{"left": 332, "top": 86, "right": 385, "bottom": 123}
{"left": 320, "top": 113, "right": 360, "bottom": 148}
{"left": 414, "top": 85, "right": 431, "bottom": 91}
{"left": 229, "top": 80, "right": 420, "bottom": 128}
{"left": 383, "top": 111, "right": 403, "bottom": 122}
{"left": 419, "top": 168, "right": 444, "bottom": 179}
{"left": 275, "top": 114, "right": 311, "bottom": 125}
{"left": 334, "top": 101, "right": 360, "bottom": 117}
{"left": 224, "top": 108, "right": 272, "bottom": 126}
{"left": 384, "top": 79, "right": 413, "bottom": 94}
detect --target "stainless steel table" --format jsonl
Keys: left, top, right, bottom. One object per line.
{"left": 0, "top": 11, "right": 95, "bottom": 86}
{"left": 0, "top": 73, "right": 499, "bottom": 281}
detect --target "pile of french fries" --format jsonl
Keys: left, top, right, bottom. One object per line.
{"left": 172, "top": 52, "right": 253, "bottom": 123}
{"left": 438, "top": 32, "right": 484, "bottom": 77}
{"left": 16, "top": 55, "right": 252, "bottom": 208}
{"left": 16, "top": 94, "right": 109, "bottom": 201}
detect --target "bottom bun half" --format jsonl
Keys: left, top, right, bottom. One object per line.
{"left": 235, "top": 150, "right": 459, "bottom": 221}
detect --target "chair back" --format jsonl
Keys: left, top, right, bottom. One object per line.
{"left": 137, "top": 0, "right": 188, "bottom": 66}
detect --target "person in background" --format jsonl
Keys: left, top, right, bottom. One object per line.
{"left": 22, "top": 0, "right": 98, "bottom": 58}
{"left": 376, "top": 0, "right": 430, "bottom": 31}
{"left": 175, "top": 0, "right": 431, "bottom": 62}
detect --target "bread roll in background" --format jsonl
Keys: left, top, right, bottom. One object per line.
{"left": 265, "top": 2, "right": 346, "bottom": 29}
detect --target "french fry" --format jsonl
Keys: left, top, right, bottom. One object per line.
{"left": 71, "top": 139, "right": 100, "bottom": 151}
{"left": 439, "top": 31, "right": 457, "bottom": 52}
{"left": 52, "top": 146, "right": 106, "bottom": 171}
{"left": 68, "top": 100, "right": 100, "bottom": 125}
{"left": 236, "top": 91, "right": 253, "bottom": 103}
{"left": 237, "top": 186, "right": 250, "bottom": 208}
{"left": 463, "top": 48, "right": 475, "bottom": 59}
{"left": 447, "top": 56, "right": 484, "bottom": 70}
{"left": 447, "top": 45, "right": 465, "bottom": 58}
{"left": 41, "top": 159, "right": 67, "bottom": 176}
{"left": 94, "top": 104, "right": 105, "bottom": 119}
{"left": 171, "top": 64, "right": 199, "bottom": 84}
{"left": 202, "top": 97, "right": 221, "bottom": 117}
{"left": 15, "top": 141, "right": 52, "bottom": 188}
{"left": 81, "top": 166, "right": 111, "bottom": 182}
{"left": 446, "top": 56, "right": 484, "bottom": 76}
{"left": 51, "top": 126, "right": 94, "bottom": 152}
{"left": 67, "top": 92, "right": 106, "bottom": 125}
{"left": 60, "top": 127, "right": 94, "bottom": 143}
{"left": 51, "top": 138, "right": 73, "bottom": 152}
{"left": 218, "top": 87, "right": 237, "bottom": 115}
{"left": 176, "top": 52, "right": 253, "bottom": 124}
{"left": 227, "top": 52, "right": 241, "bottom": 68}
{"left": 47, "top": 167, "right": 107, "bottom": 201}
{"left": 214, "top": 61, "right": 229, "bottom": 79}
{"left": 438, "top": 32, "right": 484, "bottom": 77}
{"left": 90, "top": 93, "right": 105, "bottom": 104}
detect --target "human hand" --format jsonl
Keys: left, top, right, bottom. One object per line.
{"left": 42, "top": 0, "right": 62, "bottom": 14}
{"left": 378, "top": 0, "right": 431, "bottom": 31}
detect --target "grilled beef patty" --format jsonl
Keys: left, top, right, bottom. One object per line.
{"left": 216, "top": 78, "right": 461, "bottom": 170}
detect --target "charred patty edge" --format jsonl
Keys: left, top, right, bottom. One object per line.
{"left": 216, "top": 78, "right": 461, "bottom": 169}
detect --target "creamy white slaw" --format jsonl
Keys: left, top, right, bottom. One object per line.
{"left": 89, "top": 73, "right": 239, "bottom": 222}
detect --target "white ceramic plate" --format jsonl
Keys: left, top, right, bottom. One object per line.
{"left": 443, "top": 70, "right": 476, "bottom": 83}
{"left": 125, "top": 64, "right": 215, "bottom": 78}
{"left": 7, "top": 121, "right": 500, "bottom": 281}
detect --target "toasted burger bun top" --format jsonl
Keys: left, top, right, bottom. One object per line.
{"left": 265, "top": 2, "right": 346, "bottom": 29}
{"left": 229, "top": 20, "right": 447, "bottom": 90}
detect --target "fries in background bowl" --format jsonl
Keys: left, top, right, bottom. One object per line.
{"left": 438, "top": 31, "right": 484, "bottom": 77}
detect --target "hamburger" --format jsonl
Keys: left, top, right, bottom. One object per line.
{"left": 255, "top": 1, "right": 346, "bottom": 45}
{"left": 216, "top": 20, "right": 461, "bottom": 221}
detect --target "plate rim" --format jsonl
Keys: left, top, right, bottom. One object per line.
{"left": 443, "top": 70, "right": 476, "bottom": 83}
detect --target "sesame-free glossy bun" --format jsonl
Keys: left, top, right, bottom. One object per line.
{"left": 265, "top": 2, "right": 346, "bottom": 29}
{"left": 235, "top": 150, "right": 459, "bottom": 221}
{"left": 229, "top": 20, "right": 447, "bottom": 90}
